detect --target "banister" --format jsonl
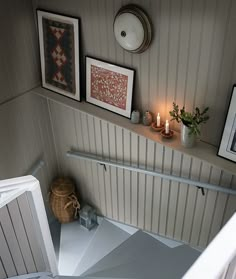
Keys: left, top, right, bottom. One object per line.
{"left": 66, "top": 150, "right": 236, "bottom": 196}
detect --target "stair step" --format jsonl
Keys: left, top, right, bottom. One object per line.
{"left": 82, "top": 230, "right": 169, "bottom": 277}
{"left": 83, "top": 231, "right": 200, "bottom": 279}
{"left": 73, "top": 219, "right": 130, "bottom": 276}
{"left": 49, "top": 220, "right": 61, "bottom": 262}
{"left": 58, "top": 221, "right": 98, "bottom": 275}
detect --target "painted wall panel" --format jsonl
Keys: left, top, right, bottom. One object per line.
{"left": 7, "top": 199, "right": 37, "bottom": 273}
{"left": 0, "top": 193, "right": 47, "bottom": 278}
{"left": 0, "top": 0, "right": 40, "bottom": 104}
{"left": 47, "top": 98, "right": 236, "bottom": 248}
{"left": 33, "top": 0, "right": 236, "bottom": 146}
{"left": 0, "top": 93, "right": 58, "bottom": 221}
{"left": 0, "top": 206, "right": 27, "bottom": 275}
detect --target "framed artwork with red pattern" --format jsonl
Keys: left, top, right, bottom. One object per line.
{"left": 86, "top": 57, "right": 134, "bottom": 118}
{"left": 37, "top": 10, "right": 80, "bottom": 101}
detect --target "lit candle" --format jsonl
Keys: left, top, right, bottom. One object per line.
{"left": 157, "top": 113, "right": 160, "bottom": 127}
{"left": 165, "top": 120, "right": 169, "bottom": 134}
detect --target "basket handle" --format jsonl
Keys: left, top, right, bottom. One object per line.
{"left": 64, "top": 194, "right": 80, "bottom": 218}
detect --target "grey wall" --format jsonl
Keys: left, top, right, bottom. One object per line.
{"left": 0, "top": 93, "right": 58, "bottom": 220}
{"left": 33, "top": 0, "right": 236, "bottom": 146}
{"left": 42, "top": 92, "right": 236, "bottom": 249}
{"left": 0, "top": 0, "right": 40, "bottom": 105}
{"left": 0, "top": 0, "right": 57, "bottom": 220}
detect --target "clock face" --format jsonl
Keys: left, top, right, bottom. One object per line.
{"left": 113, "top": 5, "right": 152, "bottom": 54}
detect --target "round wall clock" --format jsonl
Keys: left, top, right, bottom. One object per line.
{"left": 113, "top": 5, "right": 152, "bottom": 54}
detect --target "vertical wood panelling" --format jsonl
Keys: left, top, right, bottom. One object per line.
{"left": 174, "top": 154, "right": 192, "bottom": 240}
{"left": 159, "top": 147, "right": 172, "bottom": 236}
{"left": 182, "top": 158, "right": 201, "bottom": 243}
{"left": 0, "top": 0, "right": 39, "bottom": 104}
{"left": 17, "top": 194, "right": 46, "bottom": 272}
{"left": 123, "top": 130, "right": 131, "bottom": 224}
{"left": 144, "top": 140, "right": 155, "bottom": 232}
{"left": 109, "top": 123, "right": 118, "bottom": 219}
{"left": 207, "top": 172, "right": 232, "bottom": 243}
{"left": 0, "top": 222, "right": 17, "bottom": 277}
{"left": 0, "top": 93, "right": 57, "bottom": 222}
{"left": 190, "top": 162, "right": 211, "bottom": 246}
{"left": 0, "top": 206, "right": 27, "bottom": 275}
{"left": 166, "top": 150, "right": 182, "bottom": 238}
{"left": 0, "top": 192, "right": 50, "bottom": 278}
{"left": 151, "top": 143, "right": 164, "bottom": 234}
{"left": 158, "top": 0, "right": 171, "bottom": 117}
{"left": 203, "top": 0, "right": 233, "bottom": 145}
{"left": 222, "top": 175, "right": 236, "bottom": 227}
{"left": 116, "top": 126, "right": 125, "bottom": 222}
{"left": 198, "top": 167, "right": 221, "bottom": 247}
{"left": 74, "top": 110, "right": 89, "bottom": 204}
{"left": 48, "top": 99, "right": 236, "bottom": 248}
{"left": 100, "top": 120, "right": 111, "bottom": 218}
{"left": 130, "top": 133, "right": 139, "bottom": 226}
{"left": 7, "top": 200, "right": 37, "bottom": 273}
{"left": 0, "top": 259, "right": 6, "bottom": 279}
{"left": 34, "top": 0, "right": 236, "bottom": 145}
{"left": 137, "top": 136, "right": 147, "bottom": 229}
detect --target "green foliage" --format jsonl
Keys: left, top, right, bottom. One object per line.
{"left": 169, "top": 103, "right": 209, "bottom": 136}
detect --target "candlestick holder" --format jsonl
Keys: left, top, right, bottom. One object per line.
{"left": 151, "top": 122, "right": 164, "bottom": 132}
{"left": 161, "top": 129, "right": 174, "bottom": 139}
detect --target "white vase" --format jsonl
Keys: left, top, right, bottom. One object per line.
{"left": 181, "top": 123, "right": 196, "bottom": 148}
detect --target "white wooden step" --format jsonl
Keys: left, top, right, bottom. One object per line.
{"left": 58, "top": 221, "right": 98, "bottom": 275}
{"left": 73, "top": 219, "right": 130, "bottom": 276}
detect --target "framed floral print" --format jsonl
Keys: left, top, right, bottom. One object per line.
{"left": 86, "top": 57, "right": 134, "bottom": 118}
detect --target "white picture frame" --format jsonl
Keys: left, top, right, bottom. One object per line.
{"left": 218, "top": 86, "right": 236, "bottom": 162}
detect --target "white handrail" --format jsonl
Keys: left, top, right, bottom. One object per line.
{"left": 66, "top": 150, "right": 236, "bottom": 196}
{"left": 183, "top": 213, "right": 236, "bottom": 278}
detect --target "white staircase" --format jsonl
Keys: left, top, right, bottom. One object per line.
{"left": 51, "top": 218, "right": 200, "bottom": 279}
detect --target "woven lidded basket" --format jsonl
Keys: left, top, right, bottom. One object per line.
{"left": 49, "top": 178, "right": 80, "bottom": 223}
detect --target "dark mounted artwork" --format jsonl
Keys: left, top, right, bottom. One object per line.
{"left": 37, "top": 10, "right": 80, "bottom": 101}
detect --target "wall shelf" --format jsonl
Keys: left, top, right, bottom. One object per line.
{"left": 32, "top": 86, "right": 236, "bottom": 176}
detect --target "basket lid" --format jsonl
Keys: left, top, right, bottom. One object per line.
{"left": 51, "top": 178, "right": 75, "bottom": 197}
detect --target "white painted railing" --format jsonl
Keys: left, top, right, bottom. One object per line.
{"left": 66, "top": 150, "right": 236, "bottom": 196}
{"left": 0, "top": 176, "right": 58, "bottom": 278}
{"left": 183, "top": 213, "right": 236, "bottom": 279}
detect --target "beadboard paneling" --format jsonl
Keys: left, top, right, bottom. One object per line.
{"left": 33, "top": 0, "right": 236, "bottom": 146}
{"left": 48, "top": 98, "right": 236, "bottom": 248}
{"left": 0, "top": 93, "right": 58, "bottom": 221}
{"left": 0, "top": 0, "right": 40, "bottom": 104}
{"left": 0, "top": 193, "right": 46, "bottom": 278}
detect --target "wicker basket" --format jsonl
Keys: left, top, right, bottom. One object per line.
{"left": 49, "top": 178, "right": 80, "bottom": 223}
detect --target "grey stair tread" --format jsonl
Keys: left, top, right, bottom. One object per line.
{"left": 49, "top": 220, "right": 61, "bottom": 262}
{"left": 73, "top": 219, "right": 130, "bottom": 276}
{"left": 84, "top": 241, "right": 200, "bottom": 279}
{"left": 58, "top": 277, "right": 130, "bottom": 279}
{"left": 82, "top": 230, "right": 170, "bottom": 277}
{"left": 57, "top": 276, "right": 129, "bottom": 279}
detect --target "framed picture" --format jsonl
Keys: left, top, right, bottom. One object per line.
{"left": 218, "top": 85, "right": 236, "bottom": 162}
{"left": 37, "top": 10, "right": 80, "bottom": 101}
{"left": 86, "top": 57, "right": 134, "bottom": 118}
